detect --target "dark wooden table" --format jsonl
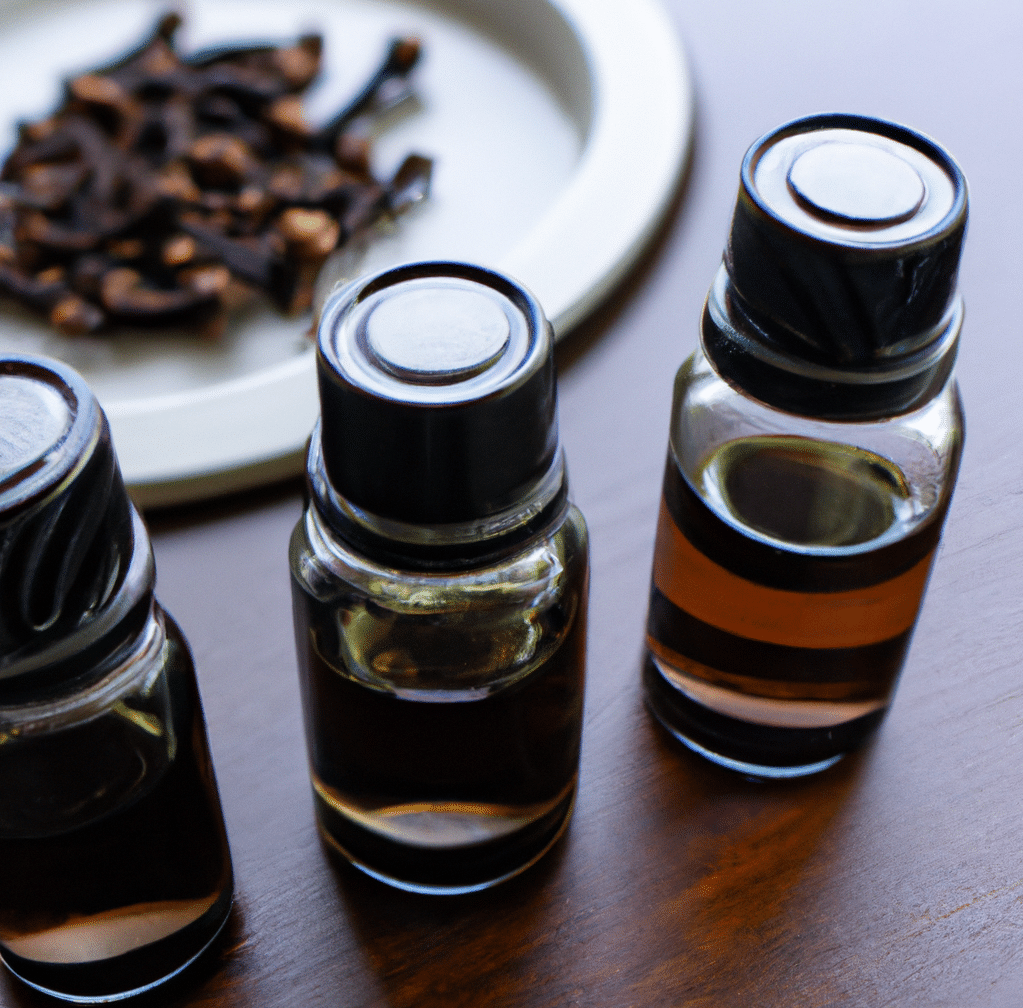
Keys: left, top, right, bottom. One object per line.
{"left": 5, "top": 0, "right": 1022, "bottom": 1004}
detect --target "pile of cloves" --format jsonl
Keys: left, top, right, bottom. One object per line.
{"left": 0, "top": 12, "right": 432, "bottom": 335}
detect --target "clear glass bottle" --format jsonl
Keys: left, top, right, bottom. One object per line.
{"left": 291, "top": 261, "right": 589, "bottom": 895}
{"left": 0, "top": 355, "right": 233, "bottom": 1002}
{"left": 645, "top": 114, "right": 968, "bottom": 778}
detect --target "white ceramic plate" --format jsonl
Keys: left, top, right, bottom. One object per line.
{"left": 0, "top": 0, "right": 692, "bottom": 507}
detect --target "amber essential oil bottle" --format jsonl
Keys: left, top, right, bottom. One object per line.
{"left": 0, "top": 354, "right": 233, "bottom": 1002}
{"left": 291, "top": 261, "right": 589, "bottom": 894}
{"left": 645, "top": 114, "right": 968, "bottom": 778}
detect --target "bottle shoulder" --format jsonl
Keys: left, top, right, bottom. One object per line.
{"left": 291, "top": 498, "right": 588, "bottom": 611}
{"left": 671, "top": 348, "right": 962, "bottom": 495}
{"left": 0, "top": 604, "right": 170, "bottom": 722}
{"left": 663, "top": 348, "right": 963, "bottom": 554}
{"left": 292, "top": 503, "right": 587, "bottom": 699}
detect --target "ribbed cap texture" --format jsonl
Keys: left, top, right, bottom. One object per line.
{"left": 316, "top": 262, "right": 558, "bottom": 526}
{"left": 725, "top": 113, "right": 968, "bottom": 368}
{"left": 0, "top": 355, "right": 136, "bottom": 675}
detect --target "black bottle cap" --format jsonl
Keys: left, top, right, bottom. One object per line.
{"left": 0, "top": 354, "right": 150, "bottom": 693}
{"left": 315, "top": 261, "right": 558, "bottom": 528}
{"left": 711, "top": 113, "right": 968, "bottom": 417}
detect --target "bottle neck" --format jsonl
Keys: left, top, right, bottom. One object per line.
{"left": 703, "top": 265, "right": 962, "bottom": 421}
{"left": 0, "top": 601, "right": 166, "bottom": 727}
{"left": 306, "top": 422, "right": 570, "bottom": 571}
{"left": 0, "top": 508, "right": 155, "bottom": 704}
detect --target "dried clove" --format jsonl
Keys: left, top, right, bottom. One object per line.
{"left": 0, "top": 13, "right": 432, "bottom": 335}
{"left": 312, "top": 37, "right": 422, "bottom": 154}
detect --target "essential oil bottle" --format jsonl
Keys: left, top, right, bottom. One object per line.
{"left": 291, "top": 261, "right": 589, "bottom": 894}
{"left": 644, "top": 114, "right": 967, "bottom": 778}
{"left": 0, "top": 354, "right": 233, "bottom": 1002}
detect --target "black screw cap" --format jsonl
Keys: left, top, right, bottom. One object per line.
{"left": 315, "top": 262, "right": 558, "bottom": 528}
{"left": 726, "top": 113, "right": 967, "bottom": 368}
{"left": 0, "top": 354, "right": 144, "bottom": 687}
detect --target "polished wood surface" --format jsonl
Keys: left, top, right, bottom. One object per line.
{"left": 4, "top": 0, "right": 1022, "bottom": 1004}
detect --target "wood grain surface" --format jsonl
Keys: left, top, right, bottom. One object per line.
{"left": 4, "top": 0, "right": 1023, "bottom": 1005}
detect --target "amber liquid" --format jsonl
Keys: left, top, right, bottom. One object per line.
{"left": 0, "top": 619, "right": 233, "bottom": 1002}
{"left": 293, "top": 583, "right": 587, "bottom": 894}
{"left": 646, "top": 436, "right": 945, "bottom": 774}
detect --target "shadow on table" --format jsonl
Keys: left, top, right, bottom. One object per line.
{"left": 616, "top": 687, "right": 875, "bottom": 1007}
{"left": 322, "top": 823, "right": 576, "bottom": 1008}
{"left": 316, "top": 670, "right": 873, "bottom": 1008}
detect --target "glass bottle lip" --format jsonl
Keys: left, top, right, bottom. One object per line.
{"left": 305, "top": 420, "right": 569, "bottom": 566}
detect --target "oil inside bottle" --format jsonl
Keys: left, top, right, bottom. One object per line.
{"left": 707, "top": 435, "right": 909, "bottom": 548}
{"left": 0, "top": 617, "right": 233, "bottom": 1002}
{"left": 646, "top": 435, "right": 944, "bottom": 774}
{"left": 292, "top": 517, "right": 588, "bottom": 894}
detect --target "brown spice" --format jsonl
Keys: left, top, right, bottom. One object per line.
{"left": 0, "top": 13, "right": 432, "bottom": 335}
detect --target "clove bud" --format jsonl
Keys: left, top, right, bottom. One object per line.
{"left": 0, "top": 13, "right": 432, "bottom": 335}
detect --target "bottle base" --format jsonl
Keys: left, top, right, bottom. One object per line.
{"left": 0, "top": 887, "right": 233, "bottom": 1004}
{"left": 646, "top": 709, "right": 847, "bottom": 779}
{"left": 643, "top": 655, "right": 885, "bottom": 778}
{"left": 315, "top": 788, "right": 575, "bottom": 895}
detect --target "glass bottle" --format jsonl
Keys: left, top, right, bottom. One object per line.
{"left": 291, "top": 261, "right": 589, "bottom": 895}
{"left": 645, "top": 114, "right": 968, "bottom": 778}
{"left": 0, "top": 354, "right": 234, "bottom": 1002}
